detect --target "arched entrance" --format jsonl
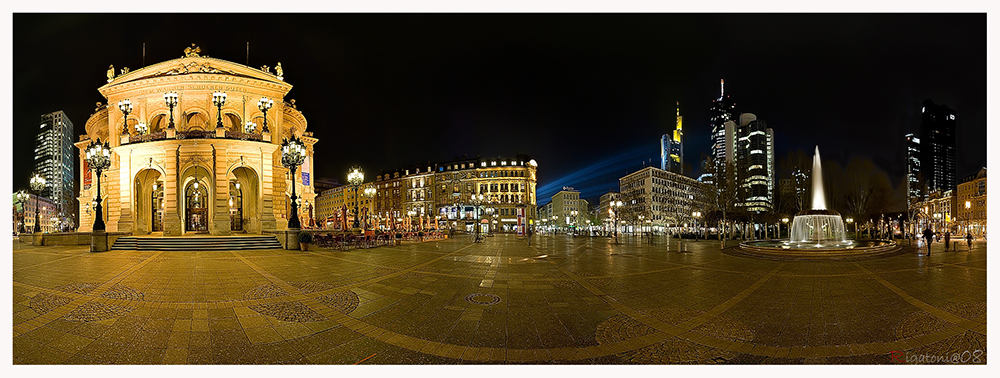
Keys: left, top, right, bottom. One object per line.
{"left": 229, "top": 180, "right": 243, "bottom": 231}
{"left": 134, "top": 169, "right": 163, "bottom": 235}
{"left": 185, "top": 179, "right": 209, "bottom": 232}
{"left": 229, "top": 166, "right": 260, "bottom": 233}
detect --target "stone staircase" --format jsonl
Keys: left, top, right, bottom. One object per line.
{"left": 111, "top": 235, "right": 283, "bottom": 251}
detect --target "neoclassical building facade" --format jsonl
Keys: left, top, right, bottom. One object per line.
{"left": 77, "top": 47, "right": 317, "bottom": 236}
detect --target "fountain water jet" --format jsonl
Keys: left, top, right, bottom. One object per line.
{"left": 787, "top": 146, "right": 849, "bottom": 246}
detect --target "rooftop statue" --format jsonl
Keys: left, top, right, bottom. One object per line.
{"left": 276, "top": 62, "right": 284, "bottom": 80}
{"left": 106, "top": 65, "right": 114, "bottom": 82}
{"left": 184, "top": 44, "right": 201, "bottom": 57}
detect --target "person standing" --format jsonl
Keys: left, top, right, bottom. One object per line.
{"left": 966, "top": 232, "right": 973, "bottom": 251}
{"left": 944, "top": 231, "right": 951, "bottom": 251}
{"left": 922, "top": 227, "right": 934, "bottom": 256}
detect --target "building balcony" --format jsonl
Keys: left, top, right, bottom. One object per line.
{"left": 124, "top": 129, "right": 266, "bottom": 144}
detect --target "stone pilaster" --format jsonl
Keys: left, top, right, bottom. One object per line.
{"left": 211, "top": 145, "right": 231, "bottom": 235}
{"left": 260, "top": 147, "right": 277, "bottom": 231}
{"left": 163, "top": 146, "right": 182, "bottom": 236}
{"left": 115, "top": 151, "right": 134, "bottom": 234}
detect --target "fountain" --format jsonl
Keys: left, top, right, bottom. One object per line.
{"left": 735, "top": 146, "right": 899, "bottom": 259}
{"left": 786, "top": 147, "right": 849, "bottom": 247}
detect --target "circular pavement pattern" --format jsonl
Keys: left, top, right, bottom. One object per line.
{"left": 11, "top": 235, "right": 987, "bottom": 364}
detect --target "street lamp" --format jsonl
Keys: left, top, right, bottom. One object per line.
{"left": 363, "top": 186, "right": 376, "bottom": 231}
{"left": 84, "top": 139, "right": 111, "bottom": 231}
{"left": 117, "top": 99, "right": 132, "bottom": 135}
{"left": 571, "top": 210, "right": 578, "bottom": 236}
{"left": 244, "top": 121, "right": 256, "bottom": 134}
{"left": 135, "top": 122, "right": 148, "bottom": 135}
{"left": 348, "top": 166, "right": 364, "bottom": 230}
{"left": 212, "top": 91, "right": 227, "bottom": 128}
{"left": 14, "top": 190, "right": 28, "bottom": 234}
{"left": 163, "top": 92, "right": 178, "bottom": 128}
{"left": 281, "top": 136, "right": 307, "bottom": 229}
{"left": 611, "top": 200, "right": 623, "bottom": 244}
{"left": 693, "top": 211, "right": 703, "bottom": 240}
{"left": 29, "top": 172, "right": 47, "bottom": 233}
{"left": 258, "top": 97, "right": 274, "bottom": 133}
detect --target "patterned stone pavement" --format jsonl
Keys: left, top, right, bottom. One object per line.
{"left": 11, "top": 234, "right": 987, "bottom": 364}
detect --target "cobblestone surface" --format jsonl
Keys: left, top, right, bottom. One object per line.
{"left": 595, "top": 315, "right": 656, "bottom": 344}
{"left": 28, "top": 292, "right": 72, "bottom": 315}
{"left": 243, "top": 283, "right": 290, "bottom": 300}
{"left": 903, "top": 331, "right": 987, "bottom": 364}
{"left": 55, "top": 283, "right": 99, "bottom": 295}
{"left": 100, "top": 284, "right": 145, "bottom": 301}
{"left": 288, "top": 281, "right": 337, "bottom": 294}
{"left": 64, "top": 301, "right": 134, "bottom": 322}
{"left": 618, "top": 338, "right": 741, "bottom": 364}
{"left": 248, "top": 301, "right": 328, "bottom": 322}
{"left": 316, "top": 290, "right": 360, "bottom": 314}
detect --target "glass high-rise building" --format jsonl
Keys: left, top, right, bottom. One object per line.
{"left": 905, "top": 133, "right": 922, "bottom": 205}
{"left": 700, "top": 80, "right": 737, "bottom": 185}
{"left": 736, "top": 113, "right": 775, "bottom": 212}
{"left": 919, "top": 99, "right": 956, "bottom": 193}
{"left": 35, "top": 110, "right": 75, "bottom": 228}
{"left": 661, "top": 102, "right": 684, "bottom": 175}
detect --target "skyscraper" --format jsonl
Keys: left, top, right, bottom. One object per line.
{"left": 709, "top": 79, "right": 736, "bottom": 163}
{"left": 661, "top": 102, "right": 684, "bottom": 174}
{"left": 905, "top": 133, "right": 922, "bottom": 206}
{"left": 919, "top": 99, "right": 956, "bottom": 193}
{"left": 736, "top": 113, "right": 775, "bottom": 212}
{"left": 35, "top": 110, "right": 75, "bottom": 228}
{"left": 700, "top": 80, "right": 737, "bottom": 184}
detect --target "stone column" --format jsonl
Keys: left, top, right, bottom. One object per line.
{"left": 163, "top": 147, "right": 182, "bottom": 236}
{"left": 211, "top": 145, "right": 231, "bottom": 235}
{"left": 116, "top": 151, "right": 134, "bottom": 234}
{"left": 260, "top": 147, "right": 278, "bottom": 231}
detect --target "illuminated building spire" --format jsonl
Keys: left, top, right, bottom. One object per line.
{"left": 721, "top": 79, "right": 725, "bottom": 97}
{"left": 673, "top": 101, "right": 682, "bottom": 142}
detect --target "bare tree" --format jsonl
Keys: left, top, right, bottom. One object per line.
{"left": 702, "top": 157, "right": 741, "bottom": 242}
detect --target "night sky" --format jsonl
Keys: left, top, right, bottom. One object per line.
{"left": 10, "top": 14, "right": 986, "bottom": 207}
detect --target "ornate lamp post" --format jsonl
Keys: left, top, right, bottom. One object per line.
{"left": 258, "top": 97, "right": 273, "bottom": 133}
{"left": 15, "top": 189, "right": 28, "bottom": 234}
{"left": 571, "top": 210, "right": 579, "bottom": 237}
{"left": 348, "top": 166, "right": 364, "bottom": 230}
{"left": 117, "top": 99, "right": 132, "bottom": 134}
{"left": 693, "top": 211, "right": 703, "bottom": 240}
{"left": 135, "top": 122, "right": 148, "bottom": 135}
{"left": 363, "top": 186, "right": 376, "bottom": 231}
{"left": 781, "top": 217, "right": 789, "bottom": 239}
{"left": 471, "top": 194, "right": 485, "bottom": 237}
{"left": 611, "top": 200, "right": 623, "bottom": 244}
{"left": 212, "top": 91, "right": 227, "bottom": 128}
{"left": 84, "top": 139, "right": 111, "bottom": 231}
{"left": 281, "top": 136, "right": 307, "bottom": 229}
{"left": 29, "top": 173, "right": 47, "bottom": 233}
{"left": 243, "top": 121, "right": 256, "bottom": 134}
{"left": 164, "top": 92, "right": 178, "bottom": 128}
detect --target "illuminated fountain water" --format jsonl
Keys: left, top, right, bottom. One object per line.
{"left": 786, "top": 146, "right": 849, "bottom": 247}
{"left": 736, "top": 146, "right": 898, "bottom": 259}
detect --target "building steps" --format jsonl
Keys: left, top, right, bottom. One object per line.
{"left": 110, "top": 235, "right": 283, "bottom": 251}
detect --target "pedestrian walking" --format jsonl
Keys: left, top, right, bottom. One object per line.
{"left": 944, "top": 231, "right": 951, "bottom": 251}
{"left": 922, "top": 227, "right": 934, "bottom": 256}
{"left": 966, "top": 232, "right": 973, "bottom": 251}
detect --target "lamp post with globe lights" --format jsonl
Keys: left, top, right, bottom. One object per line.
{"left": 164, "top": 92, "right": 178, "bottom": 128}
{"left": 611, "top": 200, "right": 623, "bottom": 244}
{"left": 29, "top": 173, "right": 47, "bottom": 233}
{"left": 348, "top": 166, "right": 365, "bottom": 230}
{"left": 281, "top": 136, "right": 307, "bottom": 229}
{"left": 212, "top": 92, "right": 227, "bottom": 128}
{"left": 84, "top": 139, "right": 112, "bottom": 231}
{"left": 118, "top": 99, "right": 132, "bottom": 135}
{"left": 363, "top": 186, "right": 376, "bottom": 231}
{"left": 14, "top": 190, "right": 28, "bottom": 234}
{"left": 258, "top": 97, "right": 274, "bottom": 133}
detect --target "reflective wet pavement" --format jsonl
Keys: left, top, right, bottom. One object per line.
{"left": 11, "top": 234, "right": 986, "bottom": 364}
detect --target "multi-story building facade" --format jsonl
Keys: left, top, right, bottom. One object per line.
{"left": 36, "top": 110, "right": 76, "bottom": 229}
{"left": 661, "top": 102, "right": 684, "bottom": 175}
{"left": 371, "top": 155, "right": 538, "bottom": 234}
{"left": 13, "top": 193, "right": 59, "bottom": 233}
{"left": 76, "top": 46, "right": 318, "bottom": 235}
{"left": 619, "top": 166, "right": 707, "bottom": 232}
{"left": 955, "top": 168, "right": 986, "bottom": 237}
{"left": 919, "top": 99, "right": 957, "bottom": 193}
{"left": 736, "top": 113, "right": 776, "bottom": 212}
{"left": 549, "top": 187, "right": 583, "bottom": 230}
{"left": 905, "top": 133, "right": 922, "bottom": 205}
{"left": 914, "top": 189, "right": 956, "bottom": 233}
{"left": 598, "top": 191, "right": 621, "bottom": 229}
{"left": 709, "top": 80, "right": 737, "bottom": 167}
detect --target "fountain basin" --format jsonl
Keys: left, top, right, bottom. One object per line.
{"left": 734, "top": 239, "right": 901, "bottom": 260}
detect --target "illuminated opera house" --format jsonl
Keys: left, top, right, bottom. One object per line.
{"left": 76, "top": 45, "right": 317, "bottom": 237}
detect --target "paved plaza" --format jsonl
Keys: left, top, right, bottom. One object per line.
{"left": 11, "top": 234, "right": 986, "bottom": 364}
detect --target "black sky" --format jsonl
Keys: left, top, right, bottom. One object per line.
{"left": 10, "top": 14, "right": 986, "bottom": 205}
